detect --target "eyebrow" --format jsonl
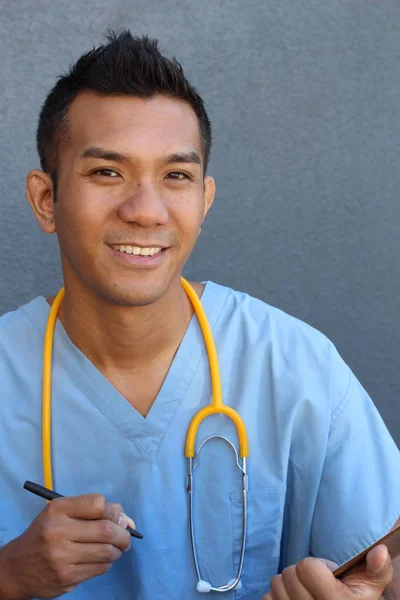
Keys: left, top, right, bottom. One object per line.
{"left": 80, "top": 146, "right": 202, "bottom": 166}
{"left": 164, "top": 151, "right": 202, "bottom": 166}
{"left": 81, "top": 147, "right": 131, "bottom": 163}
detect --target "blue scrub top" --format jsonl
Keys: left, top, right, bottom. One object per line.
{"left": 0, "top": 281, "right": 399, "bottom": 600}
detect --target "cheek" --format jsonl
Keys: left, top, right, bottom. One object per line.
{"left": 54, "top": 198, "right": 100, "bottom": 257}
{"left": 173, "top": 193, "right": 204, "bottom": 235}
{"left": 56, "top": 185, "right": 108, "bottom": 237}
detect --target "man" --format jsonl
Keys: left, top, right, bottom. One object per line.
{"left": 0, "top": 30, "right": 398, "bottom": 600}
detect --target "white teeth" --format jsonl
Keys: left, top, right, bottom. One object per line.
{"left": 113, "top": 245, "right": 162, "bottom": 256}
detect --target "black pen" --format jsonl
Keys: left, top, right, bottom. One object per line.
{"left": 23, "top": 480, "right": 143, "bottom": 539}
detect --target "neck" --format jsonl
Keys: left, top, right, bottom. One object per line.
{"left": 50, "top": 279, "right": 202, "bottom": 374}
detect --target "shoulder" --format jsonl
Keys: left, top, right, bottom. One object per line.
{"left": 0, "top": 297, "right": 42, "bottom": 332}
{"left": 208, "top": 280, "right": 351, "bottom": 399}
{"left": 0, "top": 297, "right": 46, "bottom": 360}
{"left": 211, "top": 280, "right": 337, "bottom": 356}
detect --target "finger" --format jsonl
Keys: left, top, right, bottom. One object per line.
{"left": 315, "top": 558, "right": 338, "bottom": 572}
{"left": 280, "top": 565, "right": 315, "bottom": 600}
{"left": 269, "top": 573, "right": 292, "bottom": 599}
{"left": 64, "top": 561, "right": 115, "bottom": 587}
{"left": 104, "top": 503, "right": 136, "bottom": 530}
{"left": 44, "top": 496, "right": 137, "bottom": 532}
{"left": 46, "top": 494, "right": 107, "bottom": 520}
{"left": 67, "top": 542, "right": 123, "bottom": 565}
{"left": 67, "top": 518, "right": 131, "bottom": 552}
{"left": 343, "top": 544, "right": 393, "bottom": 596}
{"left": 295, "top": 557, "right": 343, "bottom": 599}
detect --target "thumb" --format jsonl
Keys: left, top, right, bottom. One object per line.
{"left": 343, "top": 545, "right": 393, "bottom": 595}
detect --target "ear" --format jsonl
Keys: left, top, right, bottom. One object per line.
{"left": 26, "top": 169, "right": 56, "bottom": 234}
{"left": 202, "top": 176, "right": 216, "bottom": 221}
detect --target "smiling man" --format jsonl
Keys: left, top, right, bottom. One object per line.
{"left": 0, "top": 31, "right": 399, "bottom": 600}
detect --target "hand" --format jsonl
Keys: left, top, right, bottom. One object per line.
{"left": 0, "top": 493, "right": 135, "bottom": 599}
{"left": 263, "top": 544, "right": 393, "bottom": 599}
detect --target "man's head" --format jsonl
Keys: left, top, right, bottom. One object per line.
{"left": 27, "top": 31, "right": 215, "bottom": 307}
{"left": 37, "top": 30, "right": 212, "bottom": 191}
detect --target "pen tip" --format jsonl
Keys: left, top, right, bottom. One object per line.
{"left": 127, "top": 525, "right": 143, "bottom": 539}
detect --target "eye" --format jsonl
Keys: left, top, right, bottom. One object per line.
{"left": 166, "top": 171, "right": 190, "bottom": 181}
{"left": 91, "top": 168, "right": 120, "bottom": 178}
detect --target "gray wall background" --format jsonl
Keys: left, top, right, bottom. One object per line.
{"left": 1, "top": 1, "right": 399, "bottom": 444}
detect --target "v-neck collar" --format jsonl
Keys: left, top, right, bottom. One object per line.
{"left": 22, "top": 281, "right": 230, "bottom": 463}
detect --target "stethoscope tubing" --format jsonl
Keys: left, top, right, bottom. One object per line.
{"left": 41, "top": 278, "right": 249, "bottom": 593}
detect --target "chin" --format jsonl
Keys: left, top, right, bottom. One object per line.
{"left": 99, "top": 281, "right": 169, "bottom": 307}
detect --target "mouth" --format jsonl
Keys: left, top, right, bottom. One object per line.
{"left": 108, "top": 244, "right": 169, "bottom": 266}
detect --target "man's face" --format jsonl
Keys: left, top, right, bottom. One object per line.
{"left": 46, "top": 92, "right": 214, "bottom": 306}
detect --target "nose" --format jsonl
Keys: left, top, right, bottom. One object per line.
{"left": 117, "top": 181, "right": 169, "bottom": 228}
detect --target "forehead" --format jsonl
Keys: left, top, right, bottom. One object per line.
{"left": 62, "top": 91, "right": 203, "bottom": 161}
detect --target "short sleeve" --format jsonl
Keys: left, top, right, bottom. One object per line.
{"left": 310, "top": 371, "right": 400, "bottom": 565}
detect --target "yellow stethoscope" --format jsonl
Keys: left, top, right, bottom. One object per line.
{"left": 42, "top": 277, "right": 249, "bottom": 594}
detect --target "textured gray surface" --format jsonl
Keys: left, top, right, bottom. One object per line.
{"left": 1, "top": 1, "right": 399, "bottom": 443}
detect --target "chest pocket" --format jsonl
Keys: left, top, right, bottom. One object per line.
{"left": 231, "top": 487, "right": 286, "bottom": 599}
